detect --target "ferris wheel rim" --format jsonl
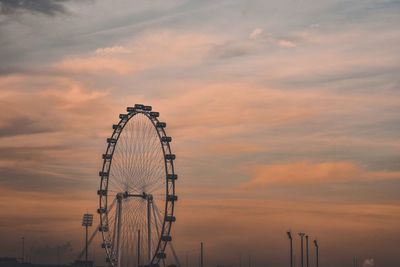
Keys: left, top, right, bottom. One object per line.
{"left": 97, "top": 105, "right": 177, "bottom": 267}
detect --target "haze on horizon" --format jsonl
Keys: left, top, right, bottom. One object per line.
{"left": 0, "top": 1, "right": 399, "bottom": 267}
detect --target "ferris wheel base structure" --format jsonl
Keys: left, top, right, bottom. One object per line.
{"left": 97, "top": 104, "right": 178, "bottom": 267}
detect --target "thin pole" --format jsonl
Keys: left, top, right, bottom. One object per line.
{"left": 186, "top": 252, "right": 189, "bottom": 267}
{"left": 306, "top": 235, "right": 309, "bottom": 267}
{"left": 137, "top": 230, "right": 140, "bottom": 267}
{"left": 298, "top": 233, "right": 305, "bottom": 267}
{"left": 200, "top": 242, "right": 204, "bottom": 267}
{"left": 116, "top": 198, "right": 123, "bottom": 267}
{"left": 21, "top": 237, "right": 25, "bottom": 263}
{"left": 147, "top": 197, "right": 152, "bottom": 263}
{"left": 290, "top": 238, "right": 293, "bottom": 267}
{"left": 248, "top": 255, "right": 251, "bottom": 267}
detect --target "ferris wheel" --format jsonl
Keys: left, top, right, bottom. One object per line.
{"left": 97, "top": 104, "right": 177, "bottom": 267}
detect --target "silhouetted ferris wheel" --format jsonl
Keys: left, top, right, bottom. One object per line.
{"left": 97, "top": 104, "right": 177, "bottom": 267}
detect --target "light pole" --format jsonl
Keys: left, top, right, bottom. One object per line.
{"left": 298, "top": 233, "right": 305, "bottom": 267}
{"left": 200, "top": 242, "right": 204, "bottom": 267}
{"left": 313, "top": 240, "right": 319, "bottom": 267}
{"left": 305, "top": 235, "right": 309, "bottom": 267}
{"left": 287, "top": 231, "right": 293, "bottom": 267}
{"left": 82, "top": 213, "right": 93, "bottom": 267}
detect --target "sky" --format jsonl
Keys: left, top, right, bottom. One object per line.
{"left": 0, "top": 0, "right": 399, "bottom": 267}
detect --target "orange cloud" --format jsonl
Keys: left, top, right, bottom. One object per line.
{"left": 242, "top": 161, "right": 400, "bottom": 187}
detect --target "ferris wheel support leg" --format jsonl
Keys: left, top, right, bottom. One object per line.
{"left": 147, "top": 196, "right": 153, "bottom": 264}
{"left": 137, "top": 230, "right": 141, "bottom": 267}
{"left": 116, "top": 197, "right": 123, "bottom": 267}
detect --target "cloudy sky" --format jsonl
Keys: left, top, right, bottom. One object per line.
{"left": 0, "top": 0, "right": 399, "bottom": 266}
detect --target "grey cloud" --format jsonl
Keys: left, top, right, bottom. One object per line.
{"left": 0, "top": 117, "right": 54, "bottom": 137}
{"left": 209, "top": 42, "right": 252, "bottom": 59}
{"left": 0, "top": 146, "right": 64, "bottom": 161}
{"left": 0, "top": 166, "right": 95, "bottom": 192}
{"left": 0, "top": 0, "right": 70, "bottom": 16}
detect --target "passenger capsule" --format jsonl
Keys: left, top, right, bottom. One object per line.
{"left": 161, "top": 136, "right": 172, "bottom": 142}
{"left": 157, "top": 252, "right": 166, "bottom": 259}
{"left": 161, "top": 235, "right": 172, "bottom": 242}
{"left": 156, "top": 122, "right": 166, "bottom": 128}
{"left": 97, "top": 207, "right": 107, "bottom": 214}
{"left": 134, "top": 104, "right": 145, "bottom": 109}
{"left": 99, "top": 225, "right": 109, "bottom": 232}
{"left": 165, "top": 154, "right": 176, "bottom": 160}
{"left": 112, "top": 124, "right": 121, "bottom": 130}
{"left": 102, "top": 154, "right": 112, "bottom": 160}
{"left": 97, "top": 189, "right": 107, "bottom": 196}
{"left": 119, "top": 114, "right": 128, "bottom": 120}
{"left": 143, "top": 105, "right": 152, "bottom": 111}
{"left": 149, "top": 112, "right": 159, "bottom": 117}
{"left": 107, "top": 138, "right": 117, "bottom": 144}
{"left": 102, "top": 243, "right": 112, "bottom": 249}
{"left": 126, "top": 107, "right": 136, "bottom": 112}
{"left": 167, "top": 174, "right": 178, "bottom": 180}
{"left": 167, "top": 195, "right": 178, "bottom": 202}
{"left": 165, "top": 215, "right": 176, "bottom": 222}
{"left": 99, "top": 171, "right": 109, "bottom": 177}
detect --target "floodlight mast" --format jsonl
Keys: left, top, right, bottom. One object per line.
{"left": 82, "top": 213, "right": 94, "bottom": 267}
{"left": 298, "top": 233, "right": 305, "bottom": 267}
{"left": 287, "top": 231, "right": 293, "bottom": 267}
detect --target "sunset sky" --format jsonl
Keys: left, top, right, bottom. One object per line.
{"left": 0, "top": 1, "right": 399, "bottom": 267}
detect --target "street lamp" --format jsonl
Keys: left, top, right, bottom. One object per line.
{"left": 313, "top": 240, "right": 319, "bottom": 267}
{"left": 298, "top": 233, "right": 305, "bottom": 267}
{"left": 286, "top": 231, "right": 293, "bottom": 267}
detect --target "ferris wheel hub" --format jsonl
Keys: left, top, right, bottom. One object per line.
{"left": 116, "top": 191, "right": 153, "bottom": 200}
